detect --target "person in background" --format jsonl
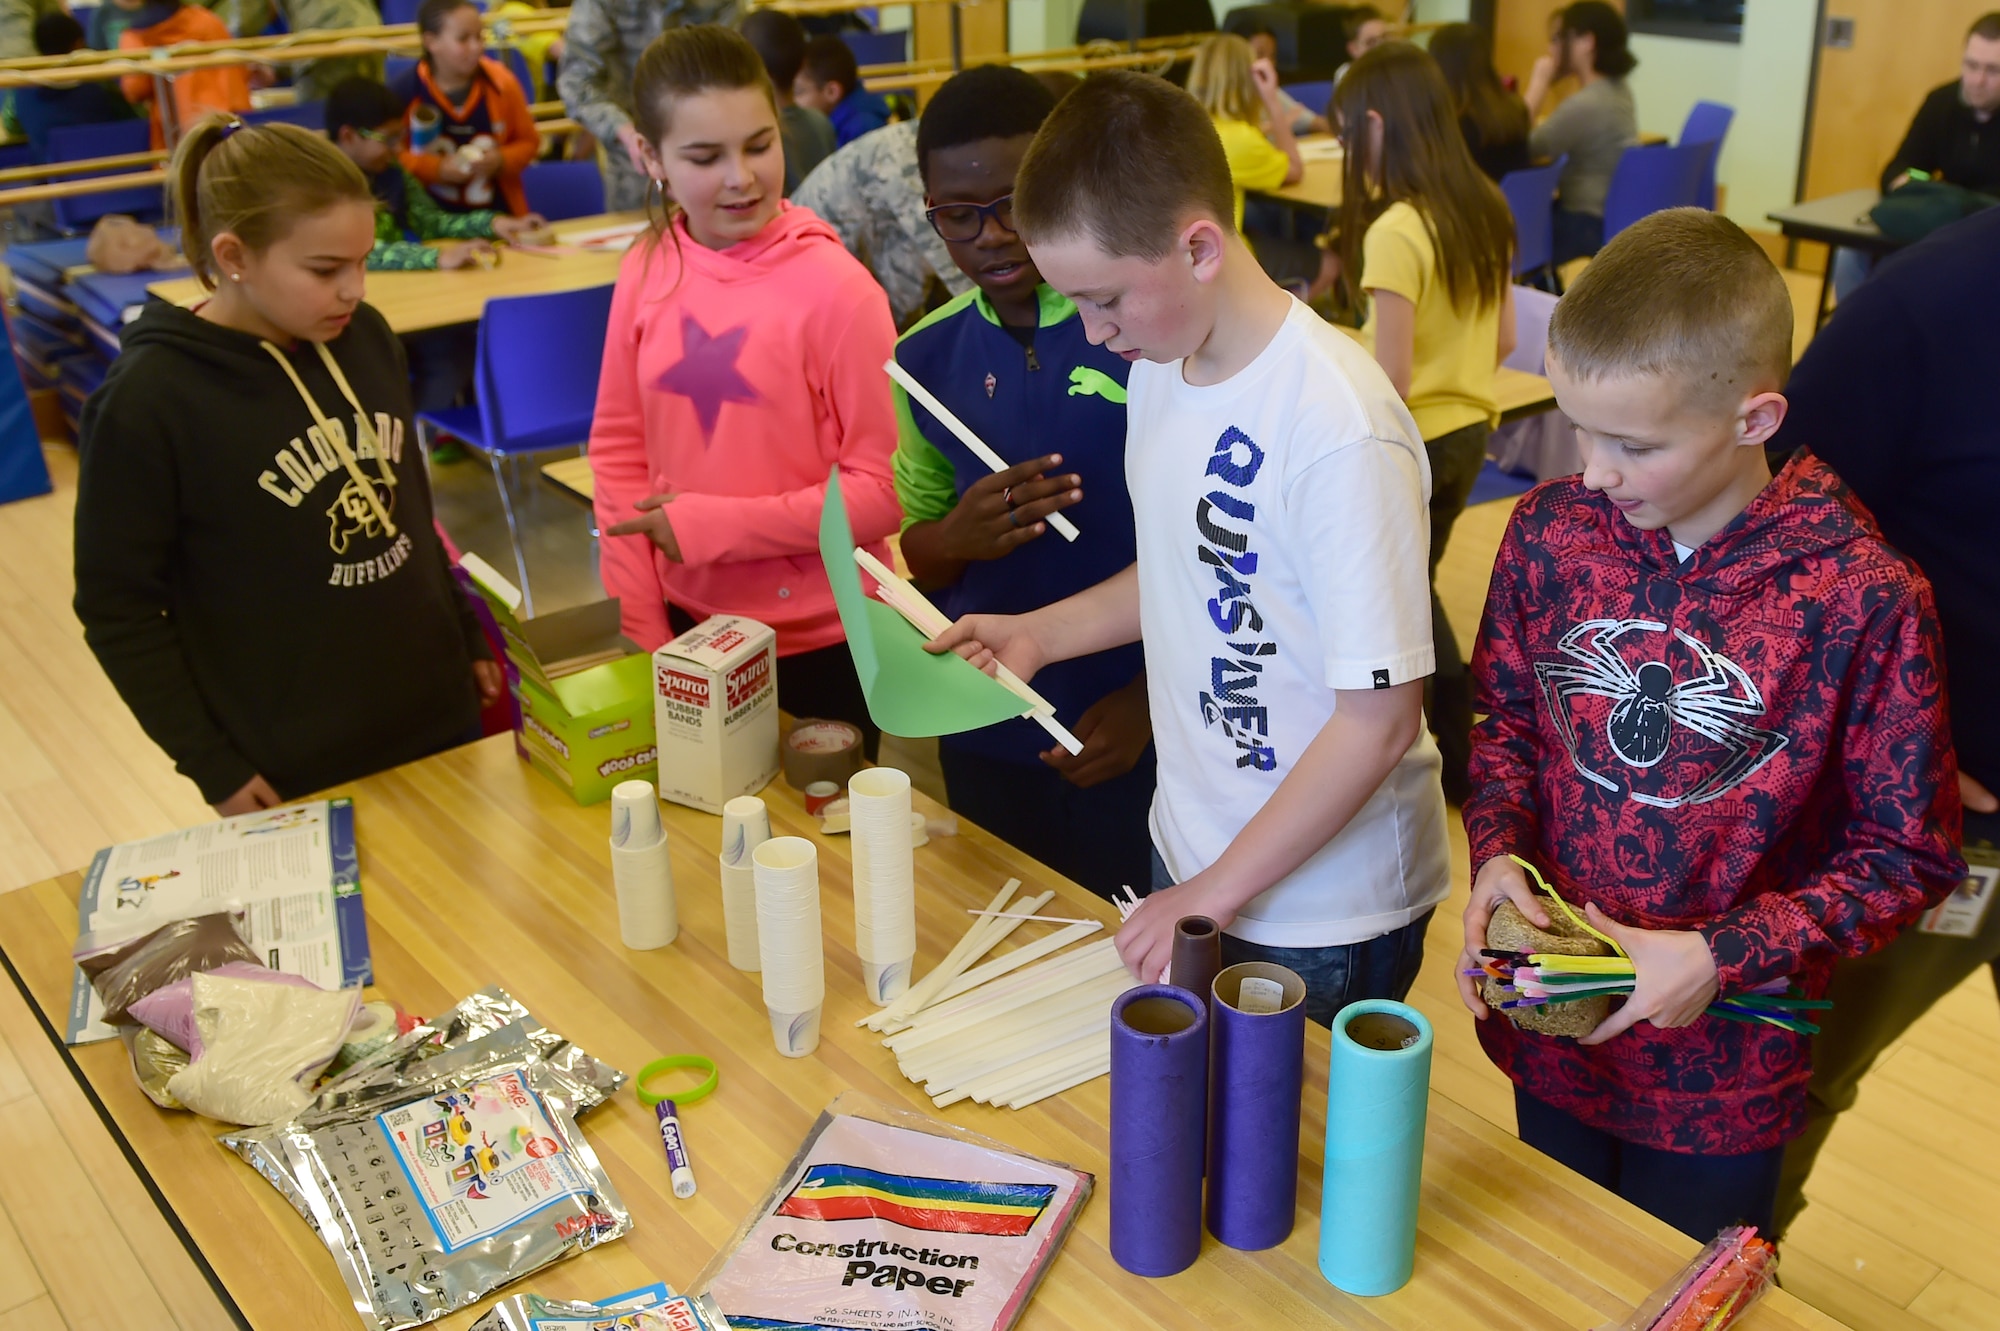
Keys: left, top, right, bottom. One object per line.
{"left": 1456, "top": 209, "right": 1962, "bottom": 1241}
{"left": 117, "top": 0, "right": 253, "bottom": 149}
{"left": 1830, "top": 12, "right": 2000, "bottom": 300}
{"left": 0, "top": 0, "right": 61, "bottom": 59}
{"left": 1429, "top": 21, "right": 1530, "bottom": 182}
{"left": 1332, "top": 42, "right": 1515, "bottom": 806}
{"left": 740, "top": 7, "right": 835, "bottom": 194}
{"left": 84, "top": 0, "right": 142, "bottom": 51}
{"left": 491, "top": 0, "right": 568, "bottom": 101}
{"left": 559, "top": 0, "right": 739, "bottom": 211}
{"left": 589, "top": 25, "right": 901, "bottom": 754}
{"left": 1186, "top": 34, "right": 1302, "bottom": 233}
{"left": 1767, "top": 204, "right": 2000, "bottom": 1239}
{"left": 394, "top": 0, "right": 539, "bottom": 216}
{"left": 1333, "top": 5, "right": 1387, "bottom": 85}
{"left": 212, "top": 0, "right": 385, "bottom": 102}
{"left": 894, "top": 65, "right": 1154, "bottom": 901}
{"left": 12, "top": 12, "right": 134, "bottom": 160}
{"left": 75, "top": 118, "right": 501, "bottom": 817}
{"left": 1241, "top": 19, "right": 1328, "bottom": 136}
{"left": 1523, "top": 0, "right": 1637, "bottom": 264}
{"left": 794, "top": 118, "right": 972, "bottom": 329}
{"left": 793, "top": 34, "right": 892, "bottom": 147}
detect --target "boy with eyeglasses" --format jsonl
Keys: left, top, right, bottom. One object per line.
{"left": 892, "top": 64, "right": 1153, "bottom": 901}
{"left": 324, "top": 76, "right": 542, "bottom": 273}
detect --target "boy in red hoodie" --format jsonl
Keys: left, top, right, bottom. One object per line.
{"left": 1456, "top": 209, "right": 1963, "bottom": 1240}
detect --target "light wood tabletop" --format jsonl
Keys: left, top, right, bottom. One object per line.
{"left": 0, "top": 734, "right": 1844, "bottom": 1330}
{"left": 147, "top": 212, "right": 647, "bottom": 336}
{"left": 540, "top": 454, "right": 596, "bottom": 506}
{"left": 1255, "top": 134, "right": 1344, "bottom": 209}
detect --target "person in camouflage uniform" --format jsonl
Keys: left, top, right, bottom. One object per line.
{"left": 211, "top": 0, "right": 385, "bottom": 102}
{"left": 559, "top": 0, "right": 740, "bottom": 210}
{"left": 792, "top": 119, "right": 971, "bottom": 330}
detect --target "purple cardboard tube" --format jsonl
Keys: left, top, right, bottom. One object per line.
{"left": 1109, "top": 984, "right": 1209, "bottom": 1277}
{"left": 1205, "top": 961, "right": 1307, "bottom": 1251}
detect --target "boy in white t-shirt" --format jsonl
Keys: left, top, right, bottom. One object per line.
{"left": 931, "top": 71, "right": 1450, "bottom": 1023}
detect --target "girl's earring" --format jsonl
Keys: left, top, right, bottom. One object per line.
{"left": 230, "top": 273, "right": 242, "bottom": 283}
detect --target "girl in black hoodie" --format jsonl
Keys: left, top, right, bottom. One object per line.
{"left": 75, "top": 116, "right": 502, "bottom": 815}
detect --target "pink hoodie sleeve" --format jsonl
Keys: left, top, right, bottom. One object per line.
{"left": 665, "top": 278, "right": 903, "bottom": 566}
{"left": 590, "top": 255, "right": 673, "bottom": 650}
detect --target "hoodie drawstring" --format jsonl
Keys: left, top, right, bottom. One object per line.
{"left": 259, "top": 338, "right": 398, "bottom": 539}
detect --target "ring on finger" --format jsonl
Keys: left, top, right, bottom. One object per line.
{"left": 1001, "top": 486, "right": 1014, "bottom": 507}
{"left": 1008, "top": 509, "right": 1021, "bottom": 528}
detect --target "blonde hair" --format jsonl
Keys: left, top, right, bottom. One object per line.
{"left": 172, "top": 116, "right": 372, "bottom": 289}
{"left": 1186, "top": 33, "right": 1261, "bottom": 125}
{"left": 1548, "top": 208, "right": 1793, "bottom": 410}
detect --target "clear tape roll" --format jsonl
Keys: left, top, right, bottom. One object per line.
{"left": 609, "top": 836, "right": 677, "bottom": 950}
{"left": 781, "top": 719, "right": 864, "bottom": 789}
{"left": 754, "top": 836, "right": 824, "bottom": 1056}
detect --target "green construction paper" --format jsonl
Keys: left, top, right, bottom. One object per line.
{"left": 821, "top": 466, "right": 1033, "bottom": 738}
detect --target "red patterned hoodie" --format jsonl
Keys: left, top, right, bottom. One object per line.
{"left": 1466, "top": 451, "right": 1963, "bottom": 1154}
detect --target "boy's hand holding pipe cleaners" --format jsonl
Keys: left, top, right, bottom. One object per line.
{"left": 1462, "top": 857, "right": 1831, "bottom": 1040}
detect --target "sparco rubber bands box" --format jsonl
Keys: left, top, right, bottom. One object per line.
{"left": 461, "top": 554, "right": 657, "bottom": 806}
{"left": 653, "top": 615, "right": 780, "bottom": 813}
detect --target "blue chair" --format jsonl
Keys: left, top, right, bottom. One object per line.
{"left": 381, "top": 0, "right": 421, "bottom": 24}
{"left": 522, "top": 160, "right": 605, "bottom": 220}
{"left": 1678, "top": 99, "right": 1734, "bottom": 212}
{"left": 416, "top": 284, "right": 616, "bottom": 614}
{"left": 1281, "top": 80, "right": 1333, "bottom": 118}
{"left": 386, "top": 54, "right": 420, "bottom": 87}
{"left": 1601, "top": 141, "right": 1716, "bottom": 243}
{"left": 490, "top": 45, "right": 534, "bottom": 94}
{"left": 48, "top": 120, "right": 162, "bottom": 234}
{"left": 245, "top": 100, "right": 326, "bottom": 131}
{"left": 1499, "top": 154, "right": 1565, "bottom": 286}
{"left": 840, "top": 29, "right": 908, "bottom": 67}
{"left": 0, "top": 142, "right": 33, "bottom": 172}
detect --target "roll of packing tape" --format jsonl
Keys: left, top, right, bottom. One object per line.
{"left": 783, "top": 718, "right": 864, "bottom": 789}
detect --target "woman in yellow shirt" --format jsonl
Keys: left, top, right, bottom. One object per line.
{"left": 1331, "top": 40, "right": 1516, "bottom": 803}
{"left": 1186, "top": 33, "right": 1302, "bottom": 230}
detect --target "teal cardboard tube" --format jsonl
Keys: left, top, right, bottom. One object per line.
{"left": 1318, "top": 999, "right": 1432, "bottom": 1296}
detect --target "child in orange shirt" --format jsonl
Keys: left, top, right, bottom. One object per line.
{"left": 116, "top": 0, "right": 251, "bottom": 149}
{"left": 393, "top": 0, "right": 540, "bottom": 216}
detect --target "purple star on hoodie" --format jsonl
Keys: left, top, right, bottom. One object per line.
{"left": 657, "top": 313, "right": 761, "bottom": 442}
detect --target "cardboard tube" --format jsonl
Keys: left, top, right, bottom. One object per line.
{"left": 1170, "top": 916, "right": 1222, "bottom": 1013}
{"left": 1110, "top": 985, "right": 1208, "bottom": 1277}
{"left": 1206, "top": 962, "right": 1306, "bottom": 1250}
{"left": 1319, "top": 1000, "right": 1433, "bottom": 1296}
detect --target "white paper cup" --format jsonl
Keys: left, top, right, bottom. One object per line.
{"left": 609, "top": 837, "right": 676, "bottom": 949}
{"left": 718, "top": 859, "right": 761, "bottom": 972}
{"left": 720, "top": 795, "right": 770, "bottom": 868}
{"left": 754, "top": 836, "right": 824, "bottom": 1038}
{"left": 861, "top": 956, "right": 914, "bottom": 1005}
{"left": 768, "top": 1005, "right": 823, "bottom": 1058}
{"left": 610, "top": 779, "right": 663, "bottom": 849}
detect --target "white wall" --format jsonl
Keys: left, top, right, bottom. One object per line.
{"left": 1625, "top": 0, "right": 1819, "bottom": 231}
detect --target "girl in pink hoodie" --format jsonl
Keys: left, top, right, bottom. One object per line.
{"left": 590, "top": 24, "right": 901, "bottom": 754}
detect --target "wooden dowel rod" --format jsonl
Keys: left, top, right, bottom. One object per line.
{"left": 0, "top": 168, "right": 167, "bottom": 206}
{"left": 935, "top": 921, "right": 1102, "bottom": 1002}
{"left": 0, "top": 150, "right": 166, "bottom": 185}
{"left": 860, "top": 878, "right": 1023, "bottom": 1029}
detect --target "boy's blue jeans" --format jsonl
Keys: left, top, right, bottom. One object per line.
{"left": 1146, "top": 848, "right": 1433, "bottom": 1028}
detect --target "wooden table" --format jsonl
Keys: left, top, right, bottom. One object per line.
{"left": 0, "top": 735, "right": 1843, "bottom": 1330}
{"left": 1255, "top": 134, "right": 1343, "bottom": 210}
{"left": 1766, "top": 189, "right": 1899, "bottom": 327}
{"left": 540, "top": 454, "right": 596, "bottom": 506}
{"left": 148, "top": 213, "right": 645, "bottom": 336}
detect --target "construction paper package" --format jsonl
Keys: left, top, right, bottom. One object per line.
{"left": 694, "top": 1093, "right": 1091, "bottom": 1331}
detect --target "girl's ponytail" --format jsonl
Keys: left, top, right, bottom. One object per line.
{"left": 171, "top": 116, "right": 373, "bottom": 291}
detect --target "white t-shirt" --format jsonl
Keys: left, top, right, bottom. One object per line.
{"left": 1127, "top": 298, "right": 1452, "bottom": 947}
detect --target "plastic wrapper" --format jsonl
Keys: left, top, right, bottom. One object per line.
{"left": 75, "top": 909, "right": 257, "bottom": 1026}
{"left": 1609, "top": 1226, "right": 1776, "bottom": 1331}
{"left": 128, "top": 961, "right": 325, "bottom": 1054}
{"left": 122, "top": 1026, "right": 189, "bottom": 1109}
{"left": 695, "top": 1092, "right": 1091, "bottom": 1331}
{"left": 468, "top": 1284, "right": 731, "bottom": 1330}
{"left": 275, "top": 1060, "right": 631, "bottom": 1331}
{"left": 219, "top": 988, "right": 624, "bottom": 1229}
{"left": 165, "top": 973, "right": 361, "bottom": 1125}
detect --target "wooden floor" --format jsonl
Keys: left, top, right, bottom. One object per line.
{"left": 3, "top": 267, "right": 1996, "bottom": 1328}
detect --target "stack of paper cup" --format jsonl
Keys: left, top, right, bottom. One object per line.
{"left": 848, "top": 767, "right": 917, "bottom": 1004}
{"left": 718, "top": 796, "right": 769, "bottom": 972}
{"left": 609, "top": 780, "right": 677, "bottom": 949}
{"left": 754, "top": 836, "right": 825, "bottom": 1057}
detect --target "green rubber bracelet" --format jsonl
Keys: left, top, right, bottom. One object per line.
{"left": 634, "top": 1054, "right": 719, "bottom": 1107}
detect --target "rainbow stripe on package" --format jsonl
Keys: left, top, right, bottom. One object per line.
{"left": 775, "top": 1164, "right": 1056, "bottom": 1238}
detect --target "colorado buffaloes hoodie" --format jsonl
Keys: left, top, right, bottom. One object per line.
{"left": 75, "top": 301, "right": 487, "bottom": 805}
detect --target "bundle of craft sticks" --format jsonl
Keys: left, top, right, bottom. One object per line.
{"left": 860, "top": 879, "right": 1135, "bottom": 1110}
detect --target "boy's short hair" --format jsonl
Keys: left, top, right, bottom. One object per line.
{"left": 800, "top": 34, "right": 860, "bottom": 95}
{"left": 1015, "top": 71, "right": 1235, "bottom": 259}
{"left": 324, "top": 76, "right": 406, "bottom": 140}
{"left": 33, "top": 10, "right": 84, "bottom": 56}
{"left": 739, "top": 9, "right": 809, "bottom": 88}
{"left": 1547, "top": 208, "right": 1793, "bottom": 409}
{"left": 914, "top": 64, "right": 1058, "bottom": 188}
{"left": 1973, "top": 11, "right": 2000, "bottom": 40}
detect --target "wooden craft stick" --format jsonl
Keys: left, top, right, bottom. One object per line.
{"left": 967, "top": 909, "right": 1098, "bottom": 926}
{"left": 885, "top": 949, "right": 1127, "bottom": 1053}
{"left": 852, "top": 548, "right": 1085, "bottom": 756}
{"left": 1005, "top": 1055, "right": 1111, "bottom": 1109}
{"left": 894, "top": 937, "right": 1122, "bottom": 1031}
{"left": 860, "top": 878, "right": 1017, "bottom": 1029}
{"left": 884, "top": 358, "right": 1081, "bottom": 542}
{"left": 892, "top": 968, "right": 1130, "bottom": 1063}
{"left": 933, "top": 922, "right": 1106, "bottom": 1003}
